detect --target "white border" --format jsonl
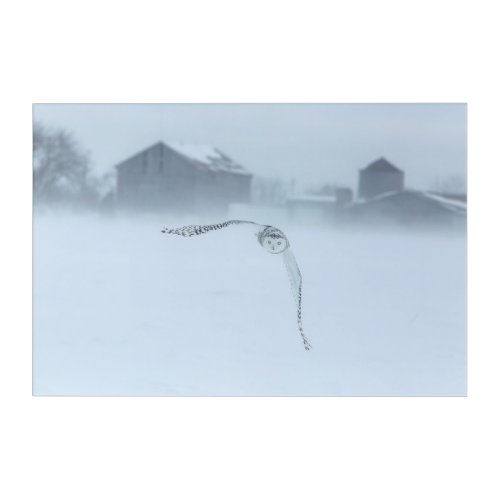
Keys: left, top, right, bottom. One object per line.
{"left": 2, "top": 1, "right": 499, "bottom": 499}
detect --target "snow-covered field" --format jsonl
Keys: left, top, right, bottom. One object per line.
{"left": 33, "top": 212, "right": 467, "bottom": 396}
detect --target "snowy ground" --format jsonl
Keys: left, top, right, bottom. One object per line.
{"left": 33, "top": 212, "right": 467, "bottom": 396}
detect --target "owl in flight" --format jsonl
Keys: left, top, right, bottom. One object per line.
{"left": 161, "top": 220, "right": 312, "bottom": 351}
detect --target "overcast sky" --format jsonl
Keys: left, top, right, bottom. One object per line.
{"left": 33, "top": 103, "right": 467, "bottom": 192}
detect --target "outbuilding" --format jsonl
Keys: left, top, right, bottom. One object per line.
{"left": 115, "top": 142, "right": 252, "bottom": 213}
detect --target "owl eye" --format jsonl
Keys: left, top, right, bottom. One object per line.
{"left": 277, "top": 241, "right": 282, "bottom": 245}
{"left": 268, "top": 240, "right": 271, "bottom": 244}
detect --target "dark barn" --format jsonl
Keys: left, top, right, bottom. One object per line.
{"left": 115, "top": 142, "right": 252, "bottom": 214}
{"left": 344, "top": 190, "right": 466, "bottom": 229}
{"left": 358, "top": 157, "right": 405, "bottom": 200}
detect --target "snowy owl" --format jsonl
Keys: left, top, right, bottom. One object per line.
{"left": 161, "top": 220, "right": 312, "bottom": 351}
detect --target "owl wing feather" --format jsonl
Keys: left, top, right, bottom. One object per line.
{"left": 161, "top": 220, "right": 260, "bottom": 237}
{"left": 282, "top": 248, "right": 312, "bottom": 351}
{"left": 161, "top": 220, "right": 311, "bottom": 351}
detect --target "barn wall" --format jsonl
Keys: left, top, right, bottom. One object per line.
{"left": 358, "top": 170, "right": 405, "bottom": 199}
{"left": 117, "top": 143, "right": 199, "bottom": 212}
{"left": 217, "top": 172, "right": 252, "bottom": 204}
{"left": 116, "top": 143, "right": 252, "bottom": 214}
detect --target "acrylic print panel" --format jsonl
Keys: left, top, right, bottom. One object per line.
{"left": 32, "top": 103, "right": 467, "bottom": 396}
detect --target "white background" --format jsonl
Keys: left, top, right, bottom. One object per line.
{"left": 1, "top": 0, "right": 499, "bottom": 498}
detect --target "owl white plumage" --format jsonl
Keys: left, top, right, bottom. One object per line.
{"left": 161, "top": 220, "right": 312, "bottom": 351}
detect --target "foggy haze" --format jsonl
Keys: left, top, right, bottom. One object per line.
{"left": 33, "top": 103, "right": 466, "bottom": 191}
{"left": 32, "top": 103, "right": 467, "bottom": 396}
{"left": 33, "top": 212, "right": 467, "bottom": 396}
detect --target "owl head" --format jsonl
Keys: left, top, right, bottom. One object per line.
{"left": 258, "top": 226, "right": 289, "bottom": 254}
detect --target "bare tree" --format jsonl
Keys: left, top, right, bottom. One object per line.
{"left": 305, "top": 183, "right": 340, "bottom": 196}
{"left": 33, "top": 122, "right": 99, "bottom": 208}
{"left": 430, "top": 174, "right": 467, "bottom": 194}
{"left": 251, "top": 176, "right": 290, "bottom": 205}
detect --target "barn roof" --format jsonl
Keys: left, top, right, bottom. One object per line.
{"left": 166, "top": 143, "right": 251, "bottom": 176}
{"left": 362, "top": 157, "right": 404, "bottom": 173}
{"left": 115, "top": 142, "right": 252, "bottom": 176}
{"left": 347, "top": 190, "right": 467, "bottom": 216}
{"left": 419, "top": 191, "right": 467, "bottom": 214}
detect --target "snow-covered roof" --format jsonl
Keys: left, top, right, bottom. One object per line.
{"left": 167, "top": 143, "right": 251, "bottom": 176}
{"left": 346, "top": 190, "right": 467, "bottom": 216}
{"left": 419, "top": 192, "right": 467, "bottom": 213}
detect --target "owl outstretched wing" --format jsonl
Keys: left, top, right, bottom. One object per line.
{"left": 161, "top": 220, "right": 261, "bottom": 237}
{"left": 162, "top": 220, "right": 311, "bottom": 351}
{"left": 282, "top": 248, "right": 312, "bottom": 351}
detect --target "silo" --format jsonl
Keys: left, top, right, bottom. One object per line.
{"left": 358, "top": 157, "right": 405, "bottom": 199}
